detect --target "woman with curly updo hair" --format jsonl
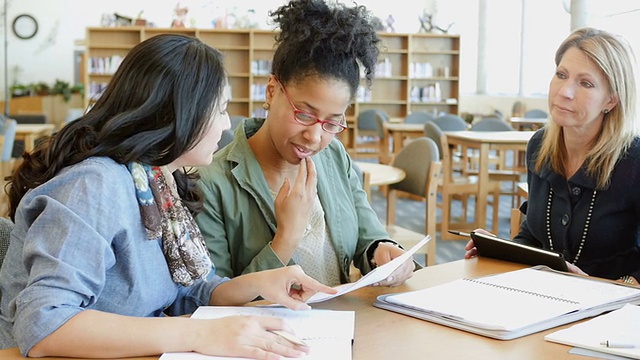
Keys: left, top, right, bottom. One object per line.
{"left": 198, "top": 0, "right": 415, "bottom": 287}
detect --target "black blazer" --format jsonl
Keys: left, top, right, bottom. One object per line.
{"left": 514, "top": 129, "right": 640, "bottom": 280}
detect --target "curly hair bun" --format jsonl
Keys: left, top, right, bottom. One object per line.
{"left": 270, "top": 0, "right": 380, "bottom": 94}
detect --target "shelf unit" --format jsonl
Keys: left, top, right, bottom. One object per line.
{"left": 85, "top": 27, "right": 460, "bottom": 120}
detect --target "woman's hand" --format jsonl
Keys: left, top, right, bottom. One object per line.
{"left": 252, "top": 265, "right": 337, "bottom": 310}
{"left": 371, "top": 242, "right": 414, "bottom": 287}
{"left": 566, "top": 262, "right": 588, "bottom": 276}
{"left": 194, "top": 315, "right": 310, "bottom": 359}
{"left": 272, "top": 158, "right": 318, "bottom": 261}
{"left": 212, "top": 265, "right": 337, "bottom": 309}
{"left": 463, "top": 228, "right": 494, "bottom": 259}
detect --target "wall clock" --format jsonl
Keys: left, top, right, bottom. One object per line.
{"left": 12, "top": 14, "right": 39, "bottom": 40}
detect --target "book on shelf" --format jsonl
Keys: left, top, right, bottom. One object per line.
{"left": 160, "top": 306, "right": 355, "bottom": 360}
{"left": 374, "top": 266, "right": 640, "bottom": 340}
{"left": 545, "top": 303, "right": 640, "bottom": 360}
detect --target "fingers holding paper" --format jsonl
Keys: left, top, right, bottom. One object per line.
{"left": 259, "top": 265, "right": 337, "bottom": 310}
{"left": 372, "top": 242, "right": 414, "bottom": 287}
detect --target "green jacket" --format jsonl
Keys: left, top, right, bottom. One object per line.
{"left": 196, "top": 118, "right": 391, "bottom": 283}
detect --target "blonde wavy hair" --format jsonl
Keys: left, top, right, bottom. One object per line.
{"left": 534, "top": 27, "right": 639, "bottom": 189}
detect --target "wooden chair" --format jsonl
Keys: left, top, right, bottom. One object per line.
{"left": 510, "top": 182, "right": 529, "bottom": 238}
{"left": 433, "top": 113, "right": 468, "bottom": 131}
{"left": 351, "top": 162, "right": 371, "bottom": 202}
{"left": 386, "top": 137, "right": 441, "bottom": 266}
{"left": 354, "top": 109, "right": 388, "bottom": 160}
{"left": 404, "top": 111, "right": 435, "bottom": 124}
{"left": 468, "top": 118, "right": 524, "bottom": 207}
{"left": 524, "top": 109, "right": 548, "bottom": 119}
{"left": 424, "top": 122, "right": 502, "bottom": 239}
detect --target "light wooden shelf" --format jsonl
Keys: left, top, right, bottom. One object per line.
{"left": 84, "top": 27, "right": 460, "bottom": 119}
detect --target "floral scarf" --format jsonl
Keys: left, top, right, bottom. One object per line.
{"left": 128, "top": 162, "right": 212, "bottom": 286}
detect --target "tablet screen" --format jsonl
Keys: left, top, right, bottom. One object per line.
{"left": 471, "top": 232, "right": 568, "bottom": 272}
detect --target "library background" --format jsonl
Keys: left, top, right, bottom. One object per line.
{"left": 1, "top": 0, "right": 640, "bottom": 263}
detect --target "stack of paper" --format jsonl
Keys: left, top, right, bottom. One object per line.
{"left": 160, "top": 307, "right": 355, "bottom": 360}
{"left": 545, "top": 304, "right": 640, "bottom": 359}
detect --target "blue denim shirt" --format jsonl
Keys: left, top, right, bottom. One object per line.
{"left": 0, "top": 157, "right": 227, "bottom": 355}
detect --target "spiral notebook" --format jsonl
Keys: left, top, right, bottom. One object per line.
{"left": 374, "top": 266, "right": 640, "bottom": 340}
{"left": 160, "top": 307, "right": 354, "bottom": 359}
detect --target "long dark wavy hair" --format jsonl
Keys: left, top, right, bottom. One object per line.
{"left": 7, "top": 34, "right": 226, "bottom": 220}
{"left": 269, "top": 0, "right": 380, "bottom": 96}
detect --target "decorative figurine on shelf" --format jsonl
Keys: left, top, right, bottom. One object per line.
{"left": 100, "top": 13, "right": 115, "bottom": 27}
{"left": 418, "top": 10, "right": 454, "bottom": 34}
{"left": 134, "top": 10, "right": 147, "bottom": 26}
{"left": 171, "top": 2, "right": 189, "bottom": 28}
{"left": 385, "top": 14, "right": 395, "bottom": 33}
{"left": 418, "top": 12, "right": 432, "bottom": 33}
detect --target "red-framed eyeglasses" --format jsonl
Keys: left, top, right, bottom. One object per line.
{"left": 274, "top": 77, "right": 347, "bottom": 134}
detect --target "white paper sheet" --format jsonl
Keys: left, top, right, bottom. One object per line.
{"left": 306, "top": 235, "right": 431, "bottom": 303}
{"left": 160, "top": 307, "right": 355, "bottom": 360}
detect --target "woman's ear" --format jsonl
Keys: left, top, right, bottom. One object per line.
{"left": 265, "top": 75, "right": 277, "bottom": 103}
{"left": 605, "top": 94, "right": 619, "bottom": 112}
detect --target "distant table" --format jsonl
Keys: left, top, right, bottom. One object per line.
{"left": 16, "top": 123, "right": 56, "bottom": 153}
{"left": 509, "top": 117, "right": 547, "bottom": 131}
{"left": 445, "top": 131, "right": 535, "bottom": 229}
{"left": 354, "top": 161, "right": 406, "bottom": 187}
{"left": 380, "top": 123, "right": 424, "bottom": 163}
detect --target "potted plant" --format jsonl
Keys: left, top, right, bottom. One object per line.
{"left": 34, "top": 82, "right": 51, "bottom": 96}
{"left": 10, "top": 82, "right": 29, "bottom": 97}
{"left": 51, "top": 79, "right": 72, "bottom": 102}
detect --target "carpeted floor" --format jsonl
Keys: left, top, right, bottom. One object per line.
{"left": 368, "top": 185, "right": 517, "bottom": 266}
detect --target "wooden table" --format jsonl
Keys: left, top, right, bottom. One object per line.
{"left": 354, "top": 161, "right": 406, "bottom": 187}
{"left": 15, "top": 124, "right": 55, "bottom": 153}
{"left": 509, "top": 117, "right": 547, "bottom": 131}
{"left": 0, "top": 257, "right": 587, "bottom": 359}
{"left": 354, "top": 161, "right": 406, "bottom": 201}
{"left": 380, "top": 122, "right": 424, "bottom": 163}
{"left": 445, "top": 131, "right": 535, "bottom": 230}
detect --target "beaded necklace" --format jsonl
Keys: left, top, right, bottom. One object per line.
{"left": 545, "top": 187, "right": 597, "bottom": 264}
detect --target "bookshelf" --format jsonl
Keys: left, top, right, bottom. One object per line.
{"left": 84, "top": 27, "right": 460, "bottom": 120}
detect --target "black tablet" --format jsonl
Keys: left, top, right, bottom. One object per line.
{"left": 471, "top": 231, "right": 568, "bottom": 272}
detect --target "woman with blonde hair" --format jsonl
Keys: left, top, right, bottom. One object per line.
{"left": 466, "top": 27, "right": 640, "bottom": 284}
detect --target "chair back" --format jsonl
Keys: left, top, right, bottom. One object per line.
{"left": 404, "top": 111, "right": 435, "bottom": 124}
{"left": 357, "top": 109, "right": 380, "bottom": 131}
{"left": 423, "top": 121, "right": 445, "bottom": 160}
{"left": 374, "top": 110, "right": 389, "bottom": 138}
{"left": 386, "top": 138, "right": 441, "bottom": 265}
{"left": 433, "top": 114, "right": 468, "bottom": 131}
{"left": 524, "top": 109, "right": 548, "bottom": 119}
{"left": 390, "top": 137, "right": 440, "bottom": 198}
{"left": 1, "top": 119, "right": 17, "bottom": 162}
{"left": 470, "top": 118, "right": 513, "bottom": 131}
